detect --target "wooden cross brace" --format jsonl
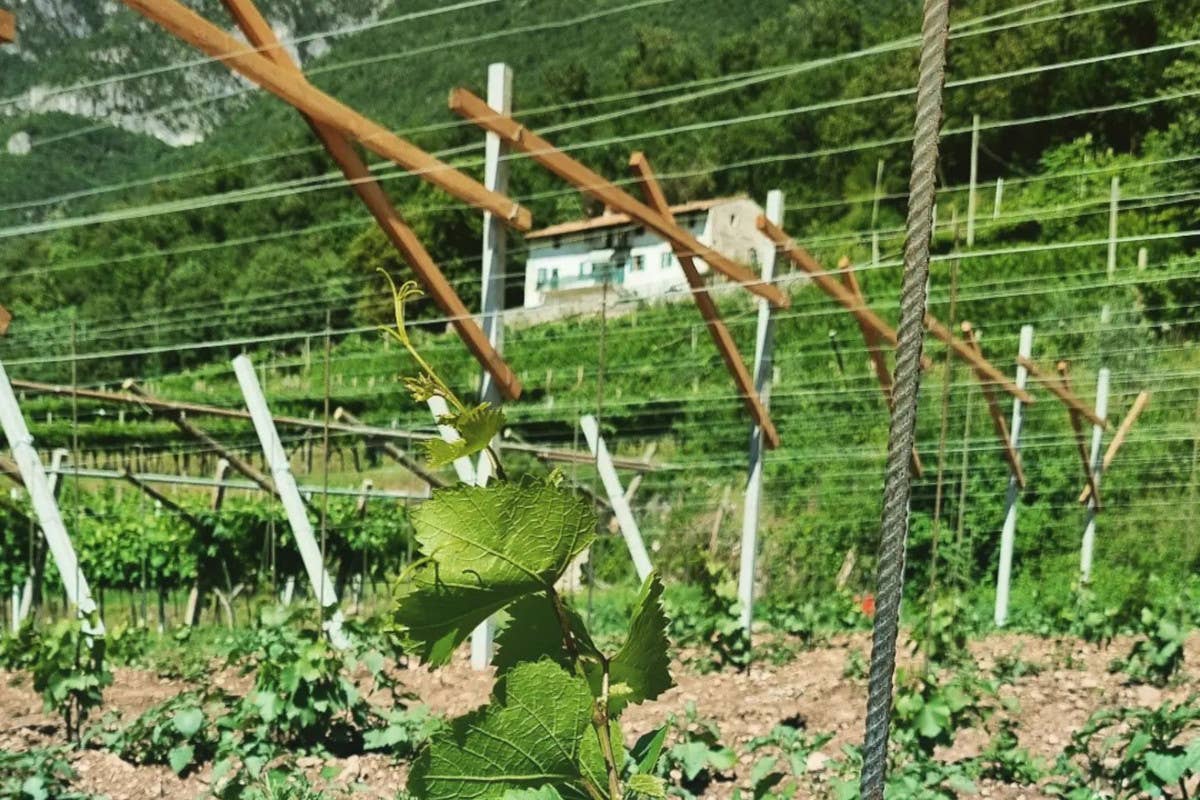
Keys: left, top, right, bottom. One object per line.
{"left": 628, "top": 153, "right": 779, "bottom": 448}
{"left": 963, "top": 324, "right": 1025, "bottom": 487}
{"left": 1078, "top": 390, "right": 1150, "bottom": 505}
{"left": 1020, "top": 357, "right": 1107, "bottom": 508}
{"left": 447, "top": 87, "right": 789, "bottom": 309}
{"left": 757, "top": 222, "right": 1031, "bottom": 405}
{"left": 0, "top": 10, "right": 15, "bottom": 45}
{"left": 836, "top": 257, "right": 922, "bottom": 476}
{"left": 121, "top": 0, "right": 526, "bottom": 399}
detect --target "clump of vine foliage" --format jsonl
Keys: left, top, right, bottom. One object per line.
{"left": 666, "top": 558, "right": 751, "bottom": 673}
{"left": 1049, "top": 696, "right": 1200, "bottom": 799}
{"left": 12, "top": 620, "right": 111, "bottom": 743}
{"left": 1110, "top": 606, "right": 1189, "bottom": 687}
{"left": 0, "top": 744, "right": 102, "bottom": 800}
{"left": 382, "top": 278, "right": 675, "bottom": 799}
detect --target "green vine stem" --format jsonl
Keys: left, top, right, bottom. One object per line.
{"left": 549, "top": 588, "right": 622, "bottom": 800}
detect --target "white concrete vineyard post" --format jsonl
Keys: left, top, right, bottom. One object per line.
{"left": 1080, "top": 368, "right": 1111, "bottom": 583}
{"left": 580, "top": 415, "right": 652, "bottom": 582}
{"left": 0, "top": 360, "right": 103, "bottom": 635}
{"left": 993, "top": 178, "right": 1004, "bottom": 220}
{"left": 425, "top": 394, "right": 496, "bottom": 669}
{"left": 18, "top": 447, "right": 68, "bottom": 623}
{"left": 994, "top": 325, "right": 1033, "bottom": 627}
{"left": 232, "top": 355, "right": 349, "bottom": 649}
{"left": 464, "top": 61, "right": 513, "bottom": 670}
{"left": 737, "top": 189, "right": 783, "bottom": 635}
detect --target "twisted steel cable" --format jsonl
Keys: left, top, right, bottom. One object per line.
{"left": 859, "top": 0, "right": 952, "bottom": 797}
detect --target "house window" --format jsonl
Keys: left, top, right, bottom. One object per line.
{"left": 632, "top": 254, "right": 645, "bottom": 272}
{"left": 660, "top": 252, "right": 673, "bottom": 270}
{"left": 749, "top": 249, "right": 760, "bottom": 267}
{"left": 581, "top": 261, "right": 593, "bottom": 276}
{"left": 537, "top": 267, "right": 548, "bottom": 287}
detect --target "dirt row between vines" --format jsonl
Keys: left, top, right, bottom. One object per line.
{"left": 2, "top": 631, "right": 1198, "bottom": 799}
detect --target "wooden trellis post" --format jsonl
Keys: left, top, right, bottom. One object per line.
{"left": 232, "top": 355, "right": 349, "bottom": 649}
{"left": 737, "top": 189, "right": 783, "bottom": 636}
{"left": 0, "top": 9, "right": 14, "bottom": 44}
{"left": 0, "top": 360, "right": 103, "bottom": 635}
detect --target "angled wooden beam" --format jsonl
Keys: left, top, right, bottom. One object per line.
{"left": 0, "top": 10, "right": 14, "bottom": 44}
{"left": 14, "top": 379, "right": 642, "bottom": 469}
{"left": 1079, "top": 390, "right": 1150, "bottom": 504}
{"left": 333, "top": 407, "right": 447, "bottom": 489}
{"left": 759, "top": 218, "right": 930, "bottom": 368}
{"left": 924, "top": 313, "right": 1033, "bottom": 403}
{"left": 0, "top": 454, "right": 22, "bottom": 486}
{"left": 964, "top": 324, "right": 1025, "bottom": 487}
{"left": 1055, "top": 362, "right": 1103, "bottom": 509}
{"left": 122, "top": 379, "right": 282, "bottom": 500}
{"left": 0, "top": 304, "right": 11, "bottom": 336}
{"left": 448, "top": 88, "right": 788, "bottom": 309}
{"left": 837, "top": 257, "right": 923, "bottom": 476}
{"left": 838, "top": 258, "right": 894, "bottom": 399}
{"left": 120, "top": 0, "right": 530, "bottom": 232}
{"left": 1017, "top": 357, "right": 1108, "bottom": 428}
{"left": 628, "top": 152, "right": 779, "bottom": 448}
{"left": 121, "top": 468, "right": 205, "bottom": 529}
{"left": 217, "top": 0, "right": 520, "bottom": 400}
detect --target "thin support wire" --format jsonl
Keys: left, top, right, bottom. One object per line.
{"left": 860, "top": 0, "right": 952, "bottom": 796}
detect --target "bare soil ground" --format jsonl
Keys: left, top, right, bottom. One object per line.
{"left": 2, "top": 631, "right": 1198, "bottom": 799}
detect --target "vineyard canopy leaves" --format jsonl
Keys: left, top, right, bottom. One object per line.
{"left": 395, "top": 478, "right": 595, "bottom": 665}
{"left": 408, "top": 659, "right": 604, "bottom": 800}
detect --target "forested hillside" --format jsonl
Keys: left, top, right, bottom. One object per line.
{"left": 1, "top": 0, "right": 1199, "bottom": 613}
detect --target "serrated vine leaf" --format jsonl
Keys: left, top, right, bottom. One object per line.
{"left": 494, "top": 594, "right": 598, "bottom": 675}
{"left": 395, "top": 479, "right": 595, "bottom": 665}
{"left": 589, "top": 572, "right": 673, "bottom": 716}
{"left": 409, "top": 660, "right": 605, "bottom": 800}
{"left": 424, "top": 403, "right": 505, "bottom": 467}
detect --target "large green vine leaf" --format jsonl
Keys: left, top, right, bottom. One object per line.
{"left": 493, "top": 594, "right": 597, "bottom": 675}
{"left": 395, "top": 478, "right": 595, "bottom": 665}
{"left": 409, "top": 660, "right": 605, "bottom": 800}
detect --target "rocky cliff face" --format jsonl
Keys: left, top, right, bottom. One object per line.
{"left": 0, "top": 0, "right": 390, "bottom": 146}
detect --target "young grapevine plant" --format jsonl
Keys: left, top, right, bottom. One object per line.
{"left": 384, "top": 278, "right": 675, "bottom": 800}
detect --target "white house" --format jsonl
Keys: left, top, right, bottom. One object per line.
{"left": 521, "top": 196, "right": 776, "bottom": 310}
